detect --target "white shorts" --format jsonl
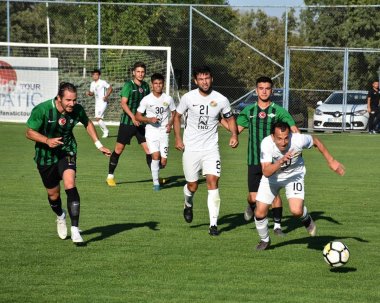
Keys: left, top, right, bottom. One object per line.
{"left": 182, "top": 149, "right": 221, "bottom": 182}
{"left": 95, "top": 101, "right": 107, "bottom": 119}
{"left": 146, "top": 129, "right": 169, "bottom": 158}
{"left": 256, "top": 174, "right": 305, "bottom": 205}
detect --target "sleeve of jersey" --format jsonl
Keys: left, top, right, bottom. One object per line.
{"left": 236, "top": 107, "right": 249, "bottom": 128}
{"left": 278, "top": 108, "right": 296, "bottom": 126}
{"left": 169, "top": 97, "right": 176, "bottom": 111}
{"left": 26, "top": 105, "right": 44, "bottom": 131}
{"left": 302, "top": 134, "right": 313, "bottom": 149}
{"left": 120, "top": 83, "right": 131, "bottom": 99}
{"left": 78, "top": 106, "right": 90, "bottom": 127}
{"left": 104, "top": 81, "right": 110, "bottom": 89}
{"left": 221, "top": 98, "right": 233, "bottom": 118}
{"left": 260, "top": 138, "right": 273, "bottom": 163}
{"left": 90, "top": 82, "right": 95, "bottom": 93}
{"left": 176, "top": 96, "right": 188, "bottom": 115}
{"left": 137, "top": 98, "right": 147, "bottom": 113}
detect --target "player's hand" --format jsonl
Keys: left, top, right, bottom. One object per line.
{"left": 166, "top": 124, "right": 172, "bottom": 133}
{"left": 150, "top": 117, "right": 159, "bottom": 124}
{"left": 99, "top": 146, "right": 112, "bottom": 157}
{"left": 46, "top": 137, "right": 63, "bottom": 148}
{"left": 175, "top": 139, "right": 185, "bottom": 151}
{"left": 229, "top": 135, "right": 239, "bottom": 148}
{"left": 132, "top": 119, "right": 140, "bottom": 127}
{"left": 329, "top": 159, "right": 345, "bottom": 176}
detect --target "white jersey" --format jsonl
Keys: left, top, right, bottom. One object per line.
{"left": 177, "top": 89, "right": 232, "bottom": 152}
{"left": 137, "top": 92, "right": 176, "bottom": 133}
{"left": 260, "top": 133, "right": 313, "bottom": 181}
{"left": 90, "top": 79, "right": 111, "bottom": 103}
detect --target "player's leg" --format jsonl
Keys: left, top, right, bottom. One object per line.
{"left": 203, "top": 149, "right": 221, "bottom": 236}
{"left": 136, "top": 125, "right": 153, "bottom": 171}
{"left": 95, "top": 102, "right": 109, "bottom": 137}
{"left": 107, "top": 124, "right": 130, "bottom": 186}
{"left": 286, "top": 178, "right": 316, "bottom": 236}
{"left": 38, "top": 164, "right": 67, "bottom": 240}
{"left": 60, "top": 156, "right": 84, "bottom": 244}
{"left": 182, "top": 150, "right": 201, "bottom": 224}
{"left": 254, "top": 178, "right": 278, "bottom": 250}
{"left": 272, "top": 195, "right": 285, "bottom": 236}
{"left": 244, "top": 165, "right": 261, "bottom": 221}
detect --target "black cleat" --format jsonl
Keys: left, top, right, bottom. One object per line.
{"left": 183, "top": 206, "right": 193, "bottom": 223}
{"left": 274, "top": 228, "right": 286, "bottom": 237}
{"left": 256, "top": 240, "right": 270, "bottom": 251}
{"left": 208, "top": 225, "right": 219, "bottom": 236}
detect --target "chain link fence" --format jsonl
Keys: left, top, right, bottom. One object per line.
{"left": 1, "top": 1, "right": 380, "bottom": 130}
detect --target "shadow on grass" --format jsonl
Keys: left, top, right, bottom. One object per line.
{"left": 115, "top": 175, "right": 205, "bottom": 189}
{"left": 268, "top": 235, "right": 368, "bottom": 251}
{"left": 81, "top": 221, "right": 159, "bottom": 245}
{"left": 330, "top": 267, "right": 357, "bottom": 273}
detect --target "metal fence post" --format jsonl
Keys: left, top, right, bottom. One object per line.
{"left": 188, "top": 5, "right": 193, "bottom": 92}
{"left": 342, "top": 48, "right": 349, "bottom": 132}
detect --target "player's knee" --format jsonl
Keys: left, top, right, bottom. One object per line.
{"left": 272, "top": 195, "right": 283, "bottom": 207}
{"left": 254, "top": 203, "right": 269, "bottom": 218}
{"left": 187, "top": 182, "right": 198, "bottom": 193}
{"left": 291, "top": 207, "right": 303, "bottom": 217}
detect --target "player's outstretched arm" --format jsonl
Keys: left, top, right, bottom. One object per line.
{"left": 312, "top": 136, "right": 345, "bottom": 176}
{"left": 85, "top": 121, "right": 111, "bottom": 156}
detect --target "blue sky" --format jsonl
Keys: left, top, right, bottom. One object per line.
{"left": 228, "top": 0, "right": 304, "bottom": 7}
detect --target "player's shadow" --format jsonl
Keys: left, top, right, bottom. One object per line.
{"left": 160, "top": 175, "right": 206, "bottom": 189}
{"left": 278, "top": 211, "right": 342, "bottom": 235}
{"left": 81, "top": 221, "right": 159, "bottom": 245}
{"left": 190, "top": 213, "right": 251, "bottom": 234}
{"left": 116, "top": 179, "right": 153, "bottom": 185}
{"left": 267, "top": 235, "right": 368, "bottom": 251}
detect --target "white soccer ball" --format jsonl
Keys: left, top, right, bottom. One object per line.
{"left": 323, "top": 241, "right": 350, "bottom": 267}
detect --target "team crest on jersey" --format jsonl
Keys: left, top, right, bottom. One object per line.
{"left": 139, "top": 87, "right": 144, "bottom": 93}
{"left": 258, "top": 111, "right": 267, "bottom": 119}
{"left": 58, "top": 117, "right": 66, "bottom": 125}
{"left": 163, "top": 102, "right": 168, "bottom": 107}
{"left": 210, "top": 100, "right": 217, "bottom": 107}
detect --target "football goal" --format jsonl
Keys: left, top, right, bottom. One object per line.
{"left": 0, "top": 42, "right": 178, "bottom": 123}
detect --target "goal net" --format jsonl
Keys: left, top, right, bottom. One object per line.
{"left": 0, "top": 42, "right": 179, "bottom": 123}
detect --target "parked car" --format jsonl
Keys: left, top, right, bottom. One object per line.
{"left": 313, "top": 91, "right": 368, "bottom": 131}
{"left": 231, "top": 88, "right": 309, "bottom": 128}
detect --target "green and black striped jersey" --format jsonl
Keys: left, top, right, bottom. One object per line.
{"left": 26, "top": 99, "right": 89, "bottom": 166}
{"left": 119, "top": 80, "right": 150, "bottom": 125}
{"left": 237, "top": 102, "right": 296, "bottom": 165}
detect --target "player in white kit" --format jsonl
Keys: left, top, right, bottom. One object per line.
{"left": 136, "top": 73, "right": 176, "bottom": 191}
{"left": 173, "top": 66, "right": 239, "bottom": 236}
{"left": 254, "top": 122, "right": 345, "bottom": 250}
{"left": 86, "top": 69, "right": 113, "bottom": 138}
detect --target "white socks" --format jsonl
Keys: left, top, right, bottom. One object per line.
{"left": 183, "top": 185, "right": 194, "bottom": 208}
{"left": 151, "top": 160, "right": 160, "bottom": 185}
{"left": 207, "top": 189, "right": 220, "bottom": 227}
{"left": 254, "top": 217, "right": 269, "bottom": 242}
{"left": 98, "top": 119, "right": 108, "bottom": 133}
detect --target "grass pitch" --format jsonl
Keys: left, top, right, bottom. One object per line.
{"left": 0, "top": 122, "right": 379, "bottom": 303}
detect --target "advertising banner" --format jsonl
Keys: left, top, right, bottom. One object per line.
{"left": 0, "top": 57, "right": 58, "bottom": 122}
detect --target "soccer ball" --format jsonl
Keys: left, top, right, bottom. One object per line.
{"left": 323, "top": 241, "right": 350, "bottom": 267}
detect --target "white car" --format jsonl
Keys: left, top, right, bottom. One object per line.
{"left": 313, "top": 91, "right": 369, "bottom": 131}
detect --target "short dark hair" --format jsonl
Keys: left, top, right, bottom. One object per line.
{"left": 192, "top": 66, "right": 213, "bottom": 79}
{"left": 271, "top": 121, "right": 290, "bottom": 134}
{"left": 133, "top": 61, "right": 146, "bottom": 71}
{"left": 151, "top": 73, "right": 165, "bottom": 82}
{"left": 256, "top": 76, "right": 273, "bottom": 88}
{"left": 57, "top": 82, "right": 77, "bottom": 99}
{"left": 92, "top": 68, "right": 101, "bottom": 75}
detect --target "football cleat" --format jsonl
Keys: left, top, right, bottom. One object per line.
{"left": 153, "top": 185, "right": 160, "bottom": 191}
{"left": 306, "top": 219, "right": 317, "bottom": 237}
{"left": 106, "top": 177, "right": 116, "bottom": 187}
{"left": 71, "top": 226, "right": 84, "bottom": 244}
{"left": 274, "top": 228, "right": 286, "bottom": 237}
{"left": 102, "top": 131, "right": 109, "bottom": 138}
{"left": 183, "top": 205, "right": 193, "bottom": 223}
{"left": 56, "top": 210, "right": 67, "bottom": 240}
{"left": 244, "top": 204, "right": 254, "bottom": 221}
{"left": 256, "top": 240, "right": 270, "bottom": 251}
{"left": 208, "top": 225, "right": 219, "bottom": 236}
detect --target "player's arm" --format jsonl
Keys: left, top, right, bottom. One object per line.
{"left": 219, "top": 117, "right": 245, "bottom": 134}
{"left": 173, "top": 111, "right": 184, "bottom": 151}
{"left": 86, "top": 91, "right": 94, "bottom": 97}
{"left": 120, "top": 96, "right": 139, "bottom": 126}
{"left": 104, "top": 85, "right": 113, "bottom": 101}
{"left": 85, "top": 120, "right": 111, "bottom": 156}
{"left": 312, "top": 136, "right": 345, "bottom": 176}
{"left": 261, "top": 151, "right": 293, "bottom": 177}
{"left": 224, "top": 114, "right": 239, "bottom": 148}
{"left": 166, "top": 110, "right": 176, "bottom": 133}
{"left": 135, "top": 111, "right": 158, "bottom": 124}
{"left": 367, "top": 96, "right": 372, "bottom": 113}
{"left": 26, "top": 128, "right": 63, "bottom": 148}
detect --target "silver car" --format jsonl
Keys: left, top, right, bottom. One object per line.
{"left": 313, "top": 91, "right": 368, "bottom": 131}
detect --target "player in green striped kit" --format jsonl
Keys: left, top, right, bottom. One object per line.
{"left": 236, "top": 76, "right": 299, "bottom": 237}
{"left": 106, "top": 62, "right": 151, "bottom": 186}
{"left": 26, "top": 82, "right": 111, "bottom": 244}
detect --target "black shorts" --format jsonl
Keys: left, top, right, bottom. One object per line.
{"left": 247, "top": 164, "right": 263, "bottom": 193}
{"left": 37, "top": 155, "right": 77, "bottom": 189}
{"left": 117, "top": 124, "right": 146, "bottom": 145}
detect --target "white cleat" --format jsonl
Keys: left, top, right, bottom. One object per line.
{"left": 56, "top": 210, "right": 67, "bottom": 240}
{"left": 102, "top": 131, "right": 109, "bottom": 138}
{"left": 306, "top": 219, "right": 317, "bottom": 237}
{"left": 71, "top": 226, "right": 84, "bottom": 244}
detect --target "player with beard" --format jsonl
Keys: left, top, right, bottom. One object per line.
{"left": 173, "top": 66, "right": 238, "bottom": 236}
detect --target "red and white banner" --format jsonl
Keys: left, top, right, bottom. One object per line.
{"left": 0, "top": 57, "right": 58, "bottom": 122}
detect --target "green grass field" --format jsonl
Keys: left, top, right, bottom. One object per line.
{"left": 0, "top": 122, "right": 379, "bottom": 303}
